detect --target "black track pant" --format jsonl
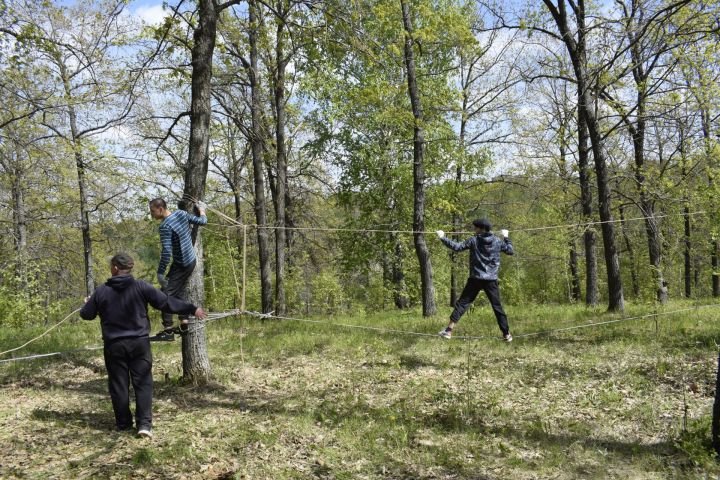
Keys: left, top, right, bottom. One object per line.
{"left": 450, "top": 278, "right": 509, "bottom": 336}
{"left": 103, "top": 337, "right": 153, "bottom": 430}
{"left": 162, "top": 260, "right": 196, "bottom": 328}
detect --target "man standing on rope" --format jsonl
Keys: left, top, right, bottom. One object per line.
{"left": 80, "top": 253, "right": 206, "bottom": 438}
{"left": 436, "top": 218, "right": 514, "bottom": 341}
{"left": 149, "top": 197, "right": 207, "bottom": 341}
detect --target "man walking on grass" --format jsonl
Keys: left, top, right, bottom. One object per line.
{"left": 80, "top": 253, "right": 206, "bottom": 438}
{"left": 149, "top": 197, "right": 207, "bottom": 341}
{"left": 436, "top": 218, "right": 514, "bottom": 342}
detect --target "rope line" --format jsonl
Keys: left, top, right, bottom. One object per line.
{"left": 200, "top": 201, "right": 706, "bottom": 236}
{"left": 236, "top": 303, "right": 720, "bottom": 341}
{"left": 2, "top": 303, "right": 718, "bottom": 364}
{"left": 0, "top": 308, "right": 81, "bottom": 357}
{"left": 0, "top": 345, "right": 104, "bottom": 365}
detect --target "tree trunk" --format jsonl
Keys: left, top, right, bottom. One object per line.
{"left": 60, "top": 64, "right": 96, "bottom": 296}
{"left": 11, "top": 161, "right": 28, "bottom": 284}
{"left": 544, "top": 0, "right": 624, "bottom": 311}
{"left": 712, "top": 351, "right": 720, "bottom": 456}
{"left": 619, "top": 205, "right": 640, "bottom": 298}
{"left": 684, "top": 203, "right": 692, "bottom": 298}
{"left": 181, "top": 0, "right": 218, "bottom": 384}
{"left": 630, "top": 98, "right": 666, "bottom": 303}
{"left": 577, "top": 74, "right": 598, "bottom": 306}
{"left": 391, "top": 235, "right": 410, "bottom": 309}
{"left": 249, "top": 0, "right": 273, "bottom": 313}
{"left": 701, "top": 107, "right": 720, "bottom": 297}
{"left": 401, "top": 0, "right": 436, "bottom": 316}
{"left": 273, "top": 3, "right": 288, "bottom": 315}
{"left": 568, "top": 240, "right": 581, "bottom": 302}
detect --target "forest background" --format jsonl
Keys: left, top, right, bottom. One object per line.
{"left": 0, "top": 0, "right": 719, "bottom": 340}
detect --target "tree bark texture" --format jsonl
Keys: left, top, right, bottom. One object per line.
{"left": 273, "top": 2, "right": 288, "bottom": 315}
{"left": 180, "top": 0, "right": 218, "bottom": 384}
{"left": 544, "top": 0, "right": 624, "bottom": 311}
{"left": 401, "top": 0, "right": 436, "bottom": 316}
{"left": 249, "top": 0, "right": 273, "bottom": 313}
{"left": 577, "top": 101, "right": 598, "bottom": 306}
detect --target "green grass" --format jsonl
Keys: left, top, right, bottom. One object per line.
{"left": 1, "top": 300, "right": 720, "bottom": 478}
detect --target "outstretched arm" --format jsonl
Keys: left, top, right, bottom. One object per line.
{"left": 141, "top": 282, "right": 200, "bottom": 316}
{"left": 439, "top": 235, "right": 475, "bottom": 252}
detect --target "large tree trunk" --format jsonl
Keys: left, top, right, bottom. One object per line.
{"left": 577, "top": 100, "right": 598, "bottom": 306}
{"left": 60, "top": 64, "right": 95, "bottom": 296}
{"left": 273, "top": 2, "right": 288, "bottom": 315}
{"left": 619, "top": 205, "right": 640, "bottom": 298}
{"left": 249, "top": 0, "right": 273, "bottom": 313}
{"left": 628, "top": 64, "right": 667, "bottom": 302}
{"left": 401, "top": 0, "right": 436, "bottom": 316}
{"left": 181, "top": 0, "right": 218, "bottom": 384}
{"left": 700, "top": 107, "right": 720, "bottom": 297}
{"left": 544, "top": 0, "right": 624, "bottom": 311}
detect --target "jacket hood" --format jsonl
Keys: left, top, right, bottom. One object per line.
{"left": 105, "top": 274, "right": 135, "bottom": 291}
{"left": 476, "top": 232, "right": 495, "bottom": 244}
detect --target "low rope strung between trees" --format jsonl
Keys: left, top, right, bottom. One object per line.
{"left": 0, "top": 308, "right": 81, "bottom": 357}
{"left": 1, "top": 303, "right": 719, "bottom": 364}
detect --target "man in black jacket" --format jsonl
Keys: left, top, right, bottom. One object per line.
{"left": 437, "top": 218, "right": 514, "bottom": 341}
{"left": 80, "top": 253, "right": 206, "bottom": 438}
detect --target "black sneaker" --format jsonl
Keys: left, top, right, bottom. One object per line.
{"left": 150, "top": 329, "right": 175, "bottom": 342}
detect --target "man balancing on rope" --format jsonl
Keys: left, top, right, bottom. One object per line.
{"left": 436, "top": 218, "right": 514, "bottom": 342}
{"left": 80, "top": 253, "right": 206, "bottom": 438}
{"left": 148, "top": 197, "right": 207, "bottom": 341}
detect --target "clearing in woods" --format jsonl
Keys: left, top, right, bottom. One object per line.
{"left": 1, "top": 301, "right": 719, "bottom": 479}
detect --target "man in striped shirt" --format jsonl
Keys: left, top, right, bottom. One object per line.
{"left": 149, "top": 197, "right": 207, "bottom": 341}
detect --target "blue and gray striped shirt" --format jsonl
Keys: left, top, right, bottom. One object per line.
{"left": 158, "top": 210, "right": 207, "bottom": 274}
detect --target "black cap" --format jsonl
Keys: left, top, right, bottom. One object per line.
{"left": 472, "top": 218, "right": 492, "bottom": 231}
{"left": 111, "top": 252, "right": 135, "bottom": 271}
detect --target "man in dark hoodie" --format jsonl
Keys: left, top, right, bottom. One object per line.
{"left": 436, "top": 218, "right": 514, "bottom": 341}
{"left": 80, "top": 253, "right": 206, "bottom": 438}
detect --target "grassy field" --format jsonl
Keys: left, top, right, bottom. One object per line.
{"left": 1, "top": 300, "right": 720, "bottom": 479}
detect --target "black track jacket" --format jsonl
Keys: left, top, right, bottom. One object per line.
{"left": 80, "top": 274, "right": 197, "bottom": 342}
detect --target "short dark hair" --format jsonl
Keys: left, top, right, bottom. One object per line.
{"left": 111, "top": 252, "right": 135, "bottom": 271}
{"left": 472, "top": 218, "right": 492, "bottom": 231}
{"left": 149, "top": 198, "right": 167, "bottom": 209}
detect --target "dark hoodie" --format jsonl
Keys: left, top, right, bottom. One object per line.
{"left": 80, "top": 274, "right": 197, "bottom": 342}
{"left": 440, "top": 232, "right": 514, "bottom": 280}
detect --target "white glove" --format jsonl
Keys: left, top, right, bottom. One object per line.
{"left": 501, "top": 229, "right": 509, "bottom": 238}
{"left": 436, "top": 230, "right": 445, "bottom": 238}
{"left": 196, "top": 200, "right": 207, "bottom": 211}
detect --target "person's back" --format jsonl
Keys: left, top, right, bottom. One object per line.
{"left": 436, "top": 218, "right": 514, "bottom": 342}
{"left": 467, "top": 232, "right": 514, "bottom": 281}
{"left": 80, "top": 253, "right": 205, "bottom": 438}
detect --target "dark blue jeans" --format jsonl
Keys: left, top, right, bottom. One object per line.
{"left": 162, "top": 259, "right": 196, "bottom": 328}
{"left": 450, "top": 278, "right": 509, "bottom": 336}
{"left": 103, "top": 336, "right": 153, "bottom": 430}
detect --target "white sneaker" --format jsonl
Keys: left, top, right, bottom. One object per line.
{"left": 138, "top": 428, "right": 153, "bottom": 439}
{"left": 438, "top": 329, "right": 452, "bottom": 339}
{"left": 503, "top": 333, "right": 513, "bottom": 343}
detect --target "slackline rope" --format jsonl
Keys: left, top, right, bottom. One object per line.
{"left": 1, "top": 303, "right": 719, "bottom": 364}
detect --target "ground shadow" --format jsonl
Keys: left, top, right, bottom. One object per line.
{"left": 30, "top": 408, "right": 116, "bottom": 432}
